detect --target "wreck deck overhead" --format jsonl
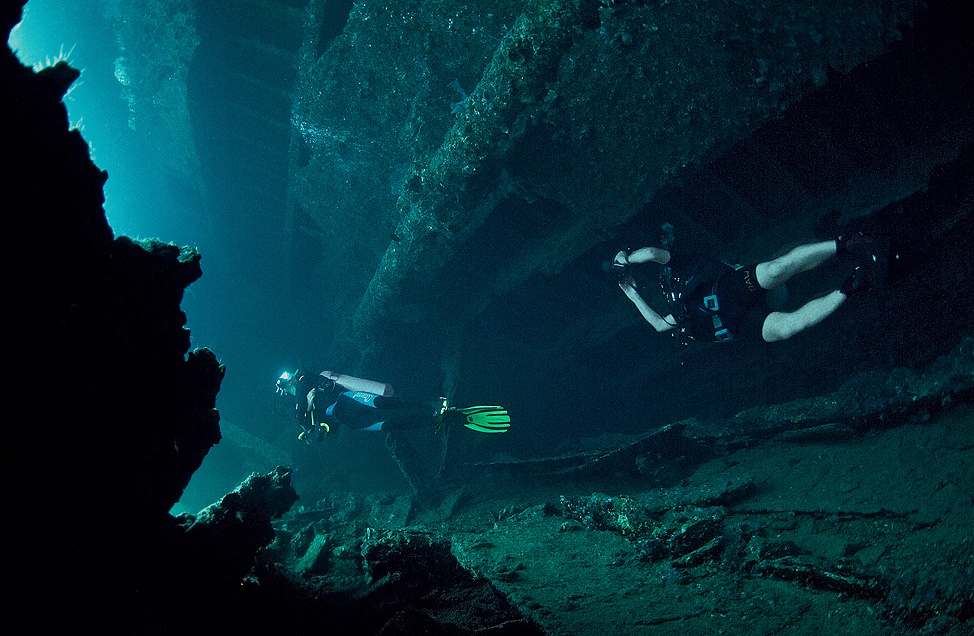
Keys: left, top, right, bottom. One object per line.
{"left": 285, "top": 0, "right": 935, "bottom": 361}
{"left": 33, "top": 0, "right": 971, "bottom": 447}
{"left": 278, "top": 0, "right": 971, "bottom": 438}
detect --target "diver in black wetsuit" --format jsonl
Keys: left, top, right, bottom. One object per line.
{"left": 276, "top": 371, "right": 447, "bottom": 442}
{"left": 276, "top": 371, "right": 511, "bottom": 442}
{"left": 612, "top": 232, "right": 882, "bottom": 344}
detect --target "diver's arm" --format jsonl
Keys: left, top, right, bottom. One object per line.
{"left": 615, "top": 247, "right": 671, "bottom": 266}
{"left": 305, "top": 388, "right": 332, "bottom": 435}
{"left": 619, "top": 277, "right": 675, "bottom": 332}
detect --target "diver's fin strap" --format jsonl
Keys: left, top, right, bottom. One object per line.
{"left": 458, "top": 406, "right": 510, "bottom": 433}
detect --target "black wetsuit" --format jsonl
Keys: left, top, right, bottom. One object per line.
{"left": 294, "top": 373, "right": 435, "bottom": 432}
{"left": 664, "top": 256, "right": 771, "bottom": 343}
{"left": 319, "top": 391, "right": 436, "bottom": 431}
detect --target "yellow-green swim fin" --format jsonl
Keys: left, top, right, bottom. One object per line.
{"left": 457, "top": 406, "right": 511, "bottom": 433}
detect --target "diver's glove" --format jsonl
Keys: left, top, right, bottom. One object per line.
{"left": 602, "top": 260, "right": 628, "bottom": 280}
{"left": 603, "top": 249, "right": 630, "bottom": 281}
{"left": 840, "top": 266, "right": 872, "bottom": 297}
{"left": 617, "top": 275, "right": 639, "bottom": 296}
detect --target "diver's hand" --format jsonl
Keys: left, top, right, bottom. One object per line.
{"left": 613, "top": 249, "right": 629, "bottom": 266}
{"left": 618, "top": 275, "right": 638, "bottom": 294}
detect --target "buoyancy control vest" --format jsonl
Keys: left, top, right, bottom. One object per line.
{"left": 660, "top": 257, "right": 740, "bottom": 345}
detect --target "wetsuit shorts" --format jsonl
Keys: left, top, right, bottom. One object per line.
{"left": 713, "top": 264, "right": 771, "bottom": 342}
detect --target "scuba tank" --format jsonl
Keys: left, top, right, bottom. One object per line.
{"left": 320, "top": 371, "right": 394, "bottom": 397}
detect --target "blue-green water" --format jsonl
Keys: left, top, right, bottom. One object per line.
{"left": 8, "top": 2, "right": 972, "bottom": 632}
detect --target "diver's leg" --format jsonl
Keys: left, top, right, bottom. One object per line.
{"left": 754, "top": 240, "right": 837, "bottom": 290}
{"left": 374, "top": 396, "right": 441, "bottom": 412}
{"left": 368, "top": 396, "right": 440, "bottom": 430}
{"left": 761, "top": 290, "right": 846, "bottom": 342}
{"left": 379, "top": 416, "right": 435, "bottom": 431}
{"left": 373, "top": 396, "right": 409, "bottom": 409}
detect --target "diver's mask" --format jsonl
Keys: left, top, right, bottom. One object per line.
{"left": 276, "top": 370, "right": 299, "bottom": 397}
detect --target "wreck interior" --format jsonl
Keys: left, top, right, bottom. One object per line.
{"left": 8, "top": 0, "right": 973, "bottom": 634}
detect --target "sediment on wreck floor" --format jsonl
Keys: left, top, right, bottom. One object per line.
{"left": 270, "top": 395, "right": 973, "bottom": 636}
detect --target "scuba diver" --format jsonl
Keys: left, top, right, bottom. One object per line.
{"left": 275, "top": 370, "right": 511, "bottom": 443}
{"left": 611, "top": 226, "right": 886, "bottom": 344}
